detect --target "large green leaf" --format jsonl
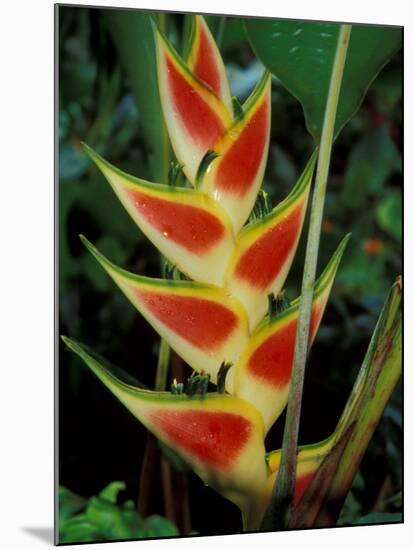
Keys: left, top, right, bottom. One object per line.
{"left": 244, "top": 19, "right": 401, "bottom": 140}
{"left": 102, "top": 10, "right": 170, "bottom": 182}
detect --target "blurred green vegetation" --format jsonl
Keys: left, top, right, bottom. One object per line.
{"left": 58, "top": 6, "right": 402, "bottom": 541}
{"left": 59, "top": 482, "right": 178, "bottom": 543}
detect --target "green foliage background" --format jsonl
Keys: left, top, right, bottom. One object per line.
{"left": 58, "top": 6, "right": 402, "bottom": 542}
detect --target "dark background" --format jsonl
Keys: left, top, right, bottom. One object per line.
{"left": 58, "top": 5, "right": 402, "bottom": 537}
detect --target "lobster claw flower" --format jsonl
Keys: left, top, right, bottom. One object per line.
{"left": 226, "top": 151, "right": 317, "bottom": 329}
{"left": 153, "top": 21, "right": 232, "bottom": 184}
{"left": 185, "top": 15, "right": 233, "bottom": 113}
{"left": 153, "top": 21, "right": 272, "bottom": 232}
{"left": 82, "top": 143, "right": 317, "bottom": 327}
{"left": 82, "top": 144, "right": 235, "bottom": 286}
{"left": 233, "top": 234, "right": 350, "bottom": 432}
{"left": 65, "top": 14, "right": 352, "bottom": 520}
{"left": 242, "top": 435, "right": 336, "bottom": 530}
{"left": 80, "top": 236, "right": 250, "bottom": 385}
{"left": 200, "top": 70, "right": 272, "bottom": 232}
{"left": 62, "top": 337, "right": 268, "bottom": 503}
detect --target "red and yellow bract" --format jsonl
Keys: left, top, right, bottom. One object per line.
{"left": 64, "top": 15, "right": 350, "bottom": 529}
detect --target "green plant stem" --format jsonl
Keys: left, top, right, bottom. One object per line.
{"left": 160, "top": 454, "right": 175, "bottom": 523}
{"left": 260, "top": 24, "right": 352, "bottom": 531}
{"left": 154, "top": 338, "right": 171, "bottom": 391}
{"left": 137, "top": 339, "right": 172, "bottom": 518}
{"left": 137, "top": 11, "right": 171, "bottom": 518}
{"left": 153, "top": 312, "right": 175, "bottom": 523}
{"left": 215, "top": 17, "right": 227, "bottom": 49}
{"left": 158, "top": 12, "right": 171, "bottom": 184}
{"left": 103, "top": 10, "right": 170, "bottom": 184}
{"left": 153, "top": 12, "right": 171, "bottom": 393}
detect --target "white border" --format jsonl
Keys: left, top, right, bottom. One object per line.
{"left": 1, "top": 1, "right": 411, "bottom": 549}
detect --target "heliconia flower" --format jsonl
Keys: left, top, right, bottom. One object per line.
{"left": 233, "top": 235, "right": 350, "bottom": 432}
{"left": 154, "top": 22, "right": 233, "bottom": 184}
{"left": 200, "top": 70, "right": 272, "bottom": 232}
{"left": 82, "top": 144, "right": 235, "bottom": 286}
{"left": 225, "top": 151, "right": 317, "bottom": 329}
{"left": 81, "top": 236, "right": 250, "bottom": 385}
{"left": 186, "top": 15, "right": 233, "bottom": 114}
{"left": 241, "top": 435, "right": 336, "bottom": 530}
{"left": 62, "top": 337, "right": 268, "bottom": 502}
{"left": 64, "top": 14, "right": 352, "bottom": 523}
{"left": 78, "top": 144, "right": 325, "bottom": 394}
{"left": 268, "top": 438, "right": 335, "bottom": 508}
{"left": 153, "top": 20, "right": 272, "bottom": 233}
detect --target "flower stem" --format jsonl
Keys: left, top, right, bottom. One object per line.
{"left": 154, "top": 338, "right": 171, "bottom": 391}
{"left": 261, "top": 23, "right": 352, "bottom": 531}
{"left": 157, "top": 12, "right": 171, "bottom": 184}
{"left": 215, "top": 17, "right": 227, "bottom": 49}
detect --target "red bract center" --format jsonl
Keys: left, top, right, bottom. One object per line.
{"left": 166, "top": 55, "right": 225, "bottom": 149}
{"left": 193, "top": 24, "right": 221, "bottom": 96}
{"left": 215, "top": 95, "right": 269, "bottom": 196}
{"left": 294, "top": 472, "right": 315, "bottom": 506}
{"left": 248, "top": 304, "right": 323, "bottom": 387}
{"left": 149, "top": 408, "right": 253, "bottom": 469}
{"left": 234, "top": 202, "right": 304, "bottom": 290}
{"left": 136, "top": 290, "right": 238, "bottom": 351}
{"left": 127, "top": 189, "right": 225, "bottom": 253}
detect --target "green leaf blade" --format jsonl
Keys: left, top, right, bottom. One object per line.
{"left": 315, "top": 279, "right": 402, "bottom": 527}
{"left": 102, "top": 10, "right": 170, "bottom": 182}
{"left": 245, "top": 20, "right": 401, "bottom": 140}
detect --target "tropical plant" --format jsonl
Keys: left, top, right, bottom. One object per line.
{"left": 62, "top": 13, "right": 402, "bottom": 537}
{"left": 59, "top": 482, "right": 178, "bottom": 543}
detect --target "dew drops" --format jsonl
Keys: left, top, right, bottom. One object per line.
{"left": 228, "top": 128, "right": 239, "bottom": 141}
